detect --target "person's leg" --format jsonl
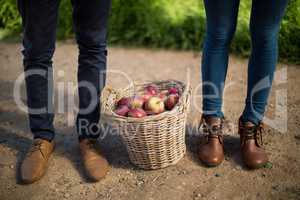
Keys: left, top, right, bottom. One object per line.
{"left": 72, "top": 0, "right": 111, "bottom": 140}
{"left": 18, "top": 0, "right": 60, "bottom": 141}
{"left": 242, "top": 0, "right": 288, "bottom": 124}
{"left": 201, "top": 0, "right": 240, "bottom": 117}
{"left": 239, "top": 0, "right": 288, "bottom": 169}
{"left": 199, "top": 0, "right": 240, "bottom": 167}
{"left": 72, "top": 0, "right": 111, "bottom": 182}
{"left": 17, "top": 0, "right": 59, "bottom": 184}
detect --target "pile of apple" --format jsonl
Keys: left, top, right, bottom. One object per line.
{"left": 114, "top": 84, "right": 181, "bottom": 118}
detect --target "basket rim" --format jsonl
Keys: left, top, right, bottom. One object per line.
{"left": 101, "top": 79, "right": 191, "bottom": 123}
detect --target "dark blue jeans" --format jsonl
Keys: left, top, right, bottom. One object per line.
{"left": 201, "top": 0, "right": 288, "bottom": 124}
{"left": 17, "top": 0, "right": 111, "bottom": 141}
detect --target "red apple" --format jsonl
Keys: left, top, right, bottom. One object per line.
{"left": 115, "top": 105, "right": 130, "bottom": 116}
{"left": 168, "top": 87, "right": 179, "bottom": 95}
{"left": 158, "top": 90, "right": 169, "bottom": 101}
{"left": 142, "top": 93, "right": 152, "bottom": 102}
{"left": 144, "top": 84, "right": 159, "bottom": 96}
{"left": 128, "top": 108, "right": 147, "bottom": 118}
{"left": 144, "top": 96, "right": 165, "bottom": 114}
{"left": 117, "top": 97, "right": 131, "bottom": 107}
{"left": 165, "top": 94, "right": 179, "bottom": 110}
{"left": 129, "top": 96, "right": 144, "bottom": 109}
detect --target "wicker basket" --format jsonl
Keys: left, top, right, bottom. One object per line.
{"left": 101, "top": 80, "right": 191, "bottom": 169}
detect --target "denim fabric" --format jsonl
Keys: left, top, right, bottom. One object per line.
{"left": 201, "top": 0, "right": 288, "bottom": 124}
{"left": 17, "top": 0, "right": 111, "bottom": 141}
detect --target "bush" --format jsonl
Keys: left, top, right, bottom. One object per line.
{"left": 0, "top": 0, "right": 21, "bottom": 34}
{"left": 278, "top": 0, "right": 300, "bottom": 63}
{"left": 109, "top": 0, "right": 206, "bottom": 50}
{"left": 0, "top": 0, "right": 299, "bottom": 63}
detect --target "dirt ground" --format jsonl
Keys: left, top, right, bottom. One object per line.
{"left": 0, "top": 41, "right": 299, "bottom": 200}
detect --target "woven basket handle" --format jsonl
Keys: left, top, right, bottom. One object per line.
{"left": 101, "top": 85, "right": 119, "bottom": 114}
{"left": 184, "top": 86, "right": 191, "bottom": 111}
{"left": 180, "top": 85, "right": 191, "bottom": 112}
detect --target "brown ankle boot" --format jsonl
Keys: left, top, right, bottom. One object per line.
{"left": 21, "top": 138, "right": 55, "bottom": 184}
{"left": 238, "top": 118, "right": 268, "bottom": 169}
{"left": 198, "top": 116, "right": 224, "bottom": 167}
{"left": 79, "top": 139, "right": 110, "bottom": 181}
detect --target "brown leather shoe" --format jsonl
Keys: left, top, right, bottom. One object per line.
{"left": 21, "top": 138, "right": 55, "bottom": 184}
{"left": 198, "top": 116, "right": 224, "bottom": 167}
{"left": 238, "top": 118, "right": 268, "bottom": 169}
{"left": 79, "top": 139, "right": 110, "bottom": 181}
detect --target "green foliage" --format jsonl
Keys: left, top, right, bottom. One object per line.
{"left": 0, "top": 0, "right": 299, "bottom": 63}
{"left": 231, "top": 1, "right": 252, "bottom": 56}
{"left": 109, "top": 0, "right": 205, "bottom": 50}
{"left": 0, "top": 0, "right": 21, "bottom": 34}
{"left": 278, "top": 0, "right": 300, "bottom": 63}
{"left": 56, "top": 0, "right": 73, "bottom": 39}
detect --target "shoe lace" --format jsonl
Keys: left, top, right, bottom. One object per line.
{"left": 28, "top": 140, "right": 46, "bottom": 158}
{"left": 240, "top": 123, "right": 265, "bottom": 147}
{"left": 199, "top": 116, "right": 224, "bottom": 143}
{"left": 86, "top": 140, "right": 98, "bottom": 153}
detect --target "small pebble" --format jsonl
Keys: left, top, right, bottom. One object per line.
{"left": 119, "top": 177, "right": 126, "bottom": 183}
{"left": 294, "top": 135, "right": 300, "bottom": 140}
{"left": 64, "top": 193, "right": 70, "bottom": 198}
{"left": 272, "top": 185, "right": 280, "bottom": 191}
{"left": 178, "top": 170, "right": 187, "bottom": 175}
{"left": 136, "top": 181, "right": 144, "bottom": 187}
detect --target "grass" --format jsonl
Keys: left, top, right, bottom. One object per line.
{"left": 0, "top": 0, "right": 299, "bottom": 63}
